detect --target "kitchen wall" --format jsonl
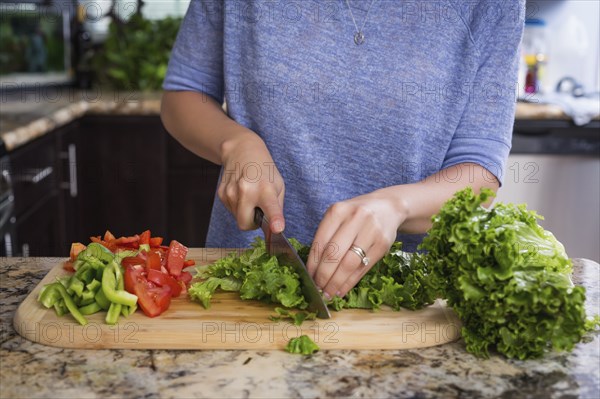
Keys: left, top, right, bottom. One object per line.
{"left": 140, "top": 0, "right": 190, "bottom": 19}
{"left": 526, "top": 0, "right": 600, "bottom": 94}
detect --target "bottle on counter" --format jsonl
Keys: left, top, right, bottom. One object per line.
{"left": 521, "top": 19, "right": 548, "bottom": 95}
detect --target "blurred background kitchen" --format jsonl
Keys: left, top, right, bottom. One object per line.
{"left": 0, "top": 0, "right": 598, "bottom": 261}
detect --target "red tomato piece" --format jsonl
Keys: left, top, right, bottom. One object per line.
{"left": 183, "top": 259, "right": 195, "bottom": 267}
{"left": 115, "top": 235, "right": 140, "bottom": 245}
{"left": 147, "top": 269, "right": 182, "bottom": 297}
{"left": 166, "top": 240, "right": 188, "bottom": 276}
{"left": 90, "top": 237, "right": 117, "bottom": 252}
{"left": 124, "top": 266, "right": 171, "bottom": 317}
{"left": 70, "top": 242, "right": 86, "bottom": 261}
{"left": 177, "top": 271, "right": 193, "bottom": 285}
{"left": 145, "top": 251, "right": 162, "bottom": 271}
{"left": 149, "top": 237, "right": 163, "bottom": 247}
{"left": 121, "top": 256, "right": 145, "bottom": 268}
{"left": 104, "top": 230, "right": 116, "bottom": 242}
{"left": 63, "top": 261, "right": 75, "bottom": 272}
{"left": 139, "top": 230, "right": 151, "bottom": 246}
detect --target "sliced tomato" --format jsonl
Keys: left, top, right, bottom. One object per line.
{"left": 149, "top": 237, "right": 163, "bottom": 247}
{"left": 183, "top": 259, "right": 195, "bottom": 267}
{"left": 118, "top": 235, "right": 139, "bottom": 244}
{"left": 90, "top": 236, "right": 117, "bottom": 252}
{"left": 148, "top": 287, "right": 172, "bottom": 312}
{"left": 115, "top": 235, "right": 140, "bottom": 245}
{"left": 122, "top": 256, "right": 145, "bottom": 268}
{"left": 124, "top": 266, "right": 171, "bottom": 317}
{"left": 145, "top": 251, "right": 162, "bottom": 271}
{"left": 70, "top": 242, "right": 86, "bottom": 261}
{"left": 104, "top": 230, "right": 116, "bottom": 242}
{"left": 63, "top": 261, "right": 75, "bottom": 272}
{"left": 177, "top": 271, "right": 193, "bottom": 285}
{"left": 167, "top": 240, "right": 188, "bottom": 276}
{"left": 147, "top": 269, "right": 182, "bottom": 297}
{"left": 139, "top": 230, "right": 151, "bottom": 246}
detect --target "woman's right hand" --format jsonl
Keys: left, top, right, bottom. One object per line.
{"left": 218, "top": 131, "right": 286, "bottom": 233}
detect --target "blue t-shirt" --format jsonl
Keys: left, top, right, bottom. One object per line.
{"left": 163, "top": 0, "right": 525, "bottom": 250}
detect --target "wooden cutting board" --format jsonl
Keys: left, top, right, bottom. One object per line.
{"left": 14, "top": 248, "right": 461, "bottom": 350}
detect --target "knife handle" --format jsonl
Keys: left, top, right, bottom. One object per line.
{"left": 254, "top": 207, "right": 266, "bottom": 228}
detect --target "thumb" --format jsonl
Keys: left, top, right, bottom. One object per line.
{"left": 260, "top": 197, "right": 285, "bottom": 234}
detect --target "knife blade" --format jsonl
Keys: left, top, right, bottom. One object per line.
{"left": 254, "top": 208, "right": 331, "bottom": 319}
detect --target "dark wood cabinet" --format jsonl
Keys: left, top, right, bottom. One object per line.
{"left": 75, "top": 115, "right": 169, "bottom": 240}
{"left": 9, "top": 115, "right": 220, "bottom": 256}
{"left": 15, "top": 194, "right": 62, "bottom": 257}
{"left": 56, "top": 120, "right": 82, "bottom": 252}
{"left": 9, "top": 132, "right": 62, "bottom": 256}
{"left": 167, "top": 137, "right": 220, "bottom": 247}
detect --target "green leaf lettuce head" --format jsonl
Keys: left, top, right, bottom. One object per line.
{"left": 420, "top": 187, "right": 589, "bottom": 359}
{"left": 285, "top": 335, "right": 319, "bottom": 355}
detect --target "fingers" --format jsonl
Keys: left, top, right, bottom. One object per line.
{"left": 310, "top": 205, "right": 365, "bottom": 291}
{"left": 306, "top": 205, "right": 344, "bottom": 277}
{"left": 260, "top": 192, "right": 285, "bottom": 233}
{"left": 218, "top": 169, "right": 285, "bottom": 232}
{"left": 310, "top": 200, "right": 398, "bottom": 299}
{"left": 311, "top": 219, "right": 359, "bottom": 291}
{"left": 330, "top": 239, "right": 391, "bottom": 298}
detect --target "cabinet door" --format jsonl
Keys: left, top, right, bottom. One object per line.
{"left": 56, "top": 121, "right": 81, "bottom": 252}
{"left": 9, "top": 133, "right": 58, "bottom": 217}
{"left": 167, "top": 135, "right": 220, "bottom": 247}
{"left": 9, "top": 130, "right": 62, "bottom": 256}
{"left": 15, "top": 194, "right": 62, "bottom": 256}
{"left": 75, "top": 115, "right": 167, "bottom": 240}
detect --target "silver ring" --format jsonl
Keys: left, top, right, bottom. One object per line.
{"left": 349, "top": 245, "right": 370, "bottom": 267}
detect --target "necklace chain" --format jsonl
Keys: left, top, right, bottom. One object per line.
{"left": 344, "top": 0, "right": 377, "bottom": 45}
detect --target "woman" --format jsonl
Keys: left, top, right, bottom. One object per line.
{"left": 161, "top": 0, "right": 525, "bottom": 300}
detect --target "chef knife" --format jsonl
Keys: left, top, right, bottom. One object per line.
{"left": 254, "top": 208, "right": 331, "bottom": 319}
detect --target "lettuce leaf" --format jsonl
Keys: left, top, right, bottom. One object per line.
{"left": 189, "top": 238, "right": 434, "bottom": 313}
{"left": 285, "top": 335, "right": 319, "bottom": 355}
{"left": 269, "top": 307, "right": 316, "bottom": 326}
{"left": 189, "top": 238, "right": 307, "bottom": 310}
{"left": 420, "top": 187, "right": 589, "bottom": 359}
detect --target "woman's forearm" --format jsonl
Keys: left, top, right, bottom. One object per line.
{"left": 160, "top": 91, "right": 259, "bottom": 165}
{"left": 385, "top": 163, "right": 500, "bottom": 234}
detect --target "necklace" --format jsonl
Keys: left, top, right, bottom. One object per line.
{"left": 344, "top": 0, "right": 378, "bottom": 45}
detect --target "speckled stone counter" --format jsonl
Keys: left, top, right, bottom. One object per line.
{"left": 0, "top": 91, "right": 161, "bottom": 151}
{"left": 1, "top": 257, "right": 598, "bottom": 399}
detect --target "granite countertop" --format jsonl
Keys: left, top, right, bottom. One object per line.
{"left": 0, "top": 256, "right": 598, "bottom": 399}
{"left": 0, "top": 88, "right": 592, "bottom": 153}
{"left": 0, "top": 90, "right": 162, "bottom": 152}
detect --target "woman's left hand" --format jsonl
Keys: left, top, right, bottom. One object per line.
{"left": 306, "top": 188, "right": 406, "bottom": 299}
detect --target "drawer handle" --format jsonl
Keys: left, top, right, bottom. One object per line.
{"left": 60, "top": 144, "right": 78, "bottom": 197}
{"left": 15, "top": 166, "right": 54, "bottom": 184}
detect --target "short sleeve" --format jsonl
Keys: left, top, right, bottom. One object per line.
{"left": 442, "top": 1, "right": 525, "bottom": 185}
{"left": 162, "top": 0, "right": 224, "bottom": 103}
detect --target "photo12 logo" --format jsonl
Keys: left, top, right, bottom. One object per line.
{"left": 16, "top": 321, "right": 139, "bottom": 345}
{"left": 198, "top": 321, "right": 339, "bottom": 345}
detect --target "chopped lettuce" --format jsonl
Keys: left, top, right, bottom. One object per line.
{"left": 189, "top": 238, "right": 307, "bottom": 310}
{"left": 189, "top": 238, "right": 434, "bottom": 313}
{"left": 269, "top": 307, "right": 316, "bottom": 326}
{"left": 285, "top": 335, "right": 319, "bottom": 355}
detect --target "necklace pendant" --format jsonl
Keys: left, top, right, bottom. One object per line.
{"left": 354, "top": 31, "right": 365, "bottom": 45}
